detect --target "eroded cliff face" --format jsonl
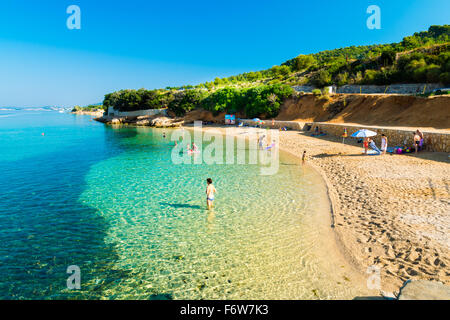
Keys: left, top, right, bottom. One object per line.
{"left": 277, "top": 94, "right": 450, "bottom": 130}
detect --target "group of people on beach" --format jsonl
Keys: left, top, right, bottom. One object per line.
{"left": 363, "top": 129, "right": 424, "bottom": 155}
{"left": 363, "top": 135, "right": 387, "bottom": 155}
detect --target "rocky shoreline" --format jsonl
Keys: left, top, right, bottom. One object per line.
{"left": 71, "top": 110, "right": 105, "bottom": 117}
{"left": 94, "top": 114, "right": 185, "bottom": 127}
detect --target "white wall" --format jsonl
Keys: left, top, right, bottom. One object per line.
{"left": 108, "top": 107, "right": 168, "bottom": 117}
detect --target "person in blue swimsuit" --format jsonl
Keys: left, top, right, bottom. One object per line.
{"left": 206, "top": 178, "right": 217, "bottom": 210}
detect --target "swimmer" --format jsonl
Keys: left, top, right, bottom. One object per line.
{"left": 206, "top": 178, "right": 217, "bottom": 210}
{"left": 192, "top": 143, "right": 198, "bottom": 152}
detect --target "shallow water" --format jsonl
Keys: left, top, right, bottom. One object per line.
{"left": 0, "top": 110, "right": 371, "bottom": 299}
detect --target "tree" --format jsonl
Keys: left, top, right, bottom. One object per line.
{"left": 312, "top": 70, "right": 332, "bottom": 87}
{"left": 293, "top": 55, "right": 316, "bottom": 71}
{"left": 380, "top": 49, "right": 396, "bottom": 66}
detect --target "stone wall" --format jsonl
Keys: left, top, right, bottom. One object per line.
{"left": 309, "top": 122, "right": 450, "bottom": 153}
{"left": 336, "top": 83, "right": 443, "bottom": 94}
{"left": 239, "top": 119, "right": 305, "bottom": 130}
{"left": 292, "top": 85, "right": 316, "bottom": 93}
{"left": 107, "top": 107, "right": 168, "bottom": 117}
{"left": 292, "top": 83, "right": 444, "bottom": 95}
{"left": 231, "top": 120, "right": 449, "bottom": 152}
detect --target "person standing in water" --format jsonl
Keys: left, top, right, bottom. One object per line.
{"left": 302, "top": 150, "right": 307, "bottom": 164}
{"left": 206, "top": 178, "right": 217, "bottom": 210}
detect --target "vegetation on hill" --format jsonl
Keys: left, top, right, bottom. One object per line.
{"left": 72, "top": 104, "right": 106, "bottom": 112}
{"left": 102, "top": 25, "right": 449, "bottom": 119}
{"left": 103, "top": 84, "right": 294, "bottom": 118}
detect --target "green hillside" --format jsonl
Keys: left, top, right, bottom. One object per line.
{"left": 195, "top": 25, "right": 450, "bottom": 88}
{"left": 102, "top": 25, "right": 450, "bottom": 117}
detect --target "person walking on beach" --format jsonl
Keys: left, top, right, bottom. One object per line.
{"left": 381, "top": 134, "right": 388, "bottom": 155}
{"left": 414, "top": 131, "right": 421, "bottom": 154}
{"left": 206, "top": 178, "right": 217, "bottom": 210}
{"left": 302, "top": 150, "right": 307, "bottom": 164}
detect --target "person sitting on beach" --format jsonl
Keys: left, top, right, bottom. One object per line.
{"left": 363, "top": 138, "right": 369, "bottom": 155}
{"left": 381, "top": 134, "right": 388, "bottom": 155}
{"left": 413, "top": 131, "right": 421, "bottom": 154}
{"left": 206, "top": 178, "right": 217, "bottom": 210}
{"left": 368, "top": 138, "right": 381, "bottom": 155}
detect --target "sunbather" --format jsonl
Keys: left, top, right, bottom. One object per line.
{"left": 368, "top": 138, "right": 381, "bottom": 155}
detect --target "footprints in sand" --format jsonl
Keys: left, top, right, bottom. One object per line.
{"left": 278, "top": 131, "right": 450, "bottom": 289}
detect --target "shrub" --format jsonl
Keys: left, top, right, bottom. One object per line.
{"left": 168, "top": 89, "right": 207, "bottom": 116}
{"left": 312, "top": 70, "right": 332, "bottom": 87}
{"left": 293, "top": 55, "right": 316, "bottom": 71}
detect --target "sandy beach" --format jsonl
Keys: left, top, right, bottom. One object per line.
{"left": 194, "top": 125, "right": 450, "bottom": 293}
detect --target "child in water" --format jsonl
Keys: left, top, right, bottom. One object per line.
{"left": 206, "top": 178, "right": 217, "bottom": 210}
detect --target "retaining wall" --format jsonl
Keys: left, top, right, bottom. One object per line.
{"left": 238, "top": 119, "right": 449, "bottom": 153}
{"left": 309, "top": 122, "right": 450, "bottom": 153}
{"left": 239, "top": 119, "right": 305, "bottom": 130}
{"left": 107, "top": 107, "right": 168, "bottom": 117}
{"left": 292, "top": 83, "right": 444, "bottom": 95}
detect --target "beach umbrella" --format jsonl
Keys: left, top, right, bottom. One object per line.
{"left": 351, "top": 129, "right": 377, "bottom": 138}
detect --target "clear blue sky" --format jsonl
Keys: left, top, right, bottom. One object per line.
{"left": 0, "top": 0, "right": 448, "bottom": 107}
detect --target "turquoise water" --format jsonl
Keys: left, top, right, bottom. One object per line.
{"left": 0, "top": 109, "right": 370, "bottom": 299}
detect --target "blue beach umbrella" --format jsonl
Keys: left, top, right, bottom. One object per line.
{"left": 351, "top": 129, "right": 377, "bottom": 138}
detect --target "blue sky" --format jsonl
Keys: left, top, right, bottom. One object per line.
{"left": 0, "top": 0, "right": 448, "bottom": 107}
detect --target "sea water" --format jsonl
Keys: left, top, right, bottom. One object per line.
{"left": 0, "top": 109, "right": 372, "bottom": 299}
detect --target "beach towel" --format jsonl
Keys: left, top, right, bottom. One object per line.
{"left": 386, "top": 147, "right": 395, "bottom": 153}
